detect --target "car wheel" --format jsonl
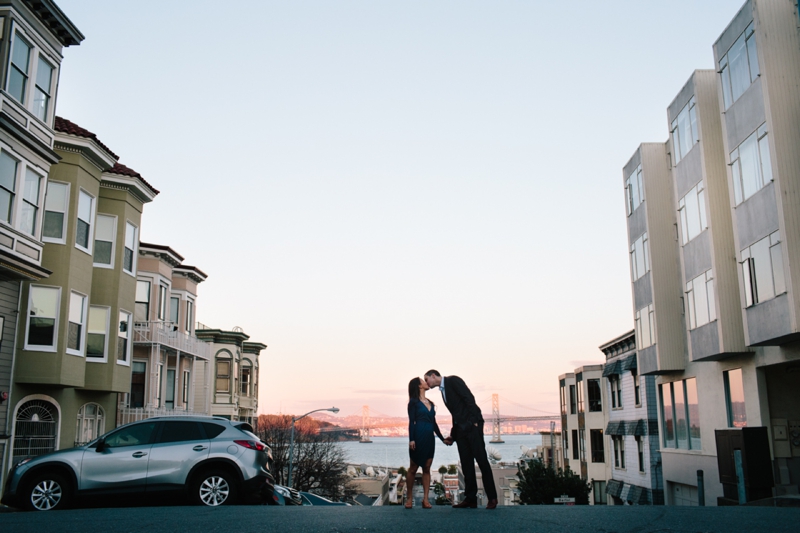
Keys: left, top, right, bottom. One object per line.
{"left": 193, "top": 469, "right": 238, "bottom": 506}
{"left": 23, "top": 472, "right": 72, "bottom": 511}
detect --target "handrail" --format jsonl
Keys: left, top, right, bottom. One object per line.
{"left": 133, "top": 321, "right": 211, "bottom": 359}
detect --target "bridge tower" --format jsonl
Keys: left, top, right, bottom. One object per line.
{"left": 490, "top": 394, "right": 504, "bottom": 443}
{"left": 359, "top": 405, "right": 372, "bottom": 443}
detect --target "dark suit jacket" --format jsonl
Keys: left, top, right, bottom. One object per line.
{"left": 441, "top": 375, "right": 484, "bottom": 440}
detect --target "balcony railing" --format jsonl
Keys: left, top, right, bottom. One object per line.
{"left": 133, "top": 321, "right": 211, "bottom": 359}
{"left": 118, "top": 407, "right": 208, "bottom": 426}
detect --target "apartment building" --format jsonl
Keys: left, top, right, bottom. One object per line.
{"left": 6, "top": 116, "right": 157, "bottom": 481}
{"left": 559, "top": 365, "right": 607, "bottom": 504}
{"left": 122, "top": 242, "right": 210, "bottom": 423}
{"left": 600, "top": 331, "right": 663, "bottom": 505}
{"left": 620, "top": 0, "right": 800, "bottom": 505}
{"left": 194, "top": 325, "right": 265, "bottom": 425}
{"left": 535, "top": 429, "right": 564, "bottom": 472}
{"left": 0, "top": 0, "right": 82, "bottom": 483}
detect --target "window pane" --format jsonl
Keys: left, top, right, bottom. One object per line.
{"left": 125, "top": 222, "right": 136, "bottom": 249}
{"left": 728, "top": 34, "right": 750, "bottom": 102}
{"left": 30, "top": 286, "right": 58, "bottom": 317}
{"left": 69, "top": 293, "right": 85, "bottom": 323}
{"left": 685, "top": 186, "right": 701, "bottom": 240}
{"left": 685, "top": 378, "right": 701, "bottom": 449}
{"left": 45, "top": 182, "right": 67, "bottom": 210}
{"left": 123, "top": 248, "right": 134, "bottom": 272}
{"left": 751, "top": 236, "right": 774, "bottom": 302}
{"left": 23, "top": 169, "right": 39, "bottom": 204}
{"left": 159, "top": 422, "right": 204, "bottom": 443}
{"left": 78, "top": 191, "right": 92, "bottom": 222}
{"left": 758, "top": 135, "right": 772, "bottom": 184}
{"left": 673, "top": 382, "right": 689, "bottom": 449}
{"left": 33, "top": 88, "right": 48, "bottom": 121}
{"left": 720, "top": 64, "right": 732, "bottom": 108}
{"left": 12, "top": 37, "right": 31, "bottom": 72}
{"left": 707, "top": 276, "right": 717, "bottom": 322}
{"left": 0, "top": 152, "right": 17, "bottom": 192}
{"left": 88, "top": 306, "right": 108, "bottom": 332}
{"left": 19, "top": 201, "right": 36, "bottom": 235}
{"left": 94, "top": 241, "right": 112, "bottom": 265}
{"left": 693, "top": 274, "right": 709, "bottom": 327}
{"left": 677, "top": 105, "right": 692, "bottom": 160}
{"left": 170, "top": 297, "right": 179, "bottom": 325}
{"left": 104, "top": 422, "right": 156, "bottom": 448}
{"left": 660, "top": 384, "right": 675, "bottom": 447}
{"left": 67, "top": 321, "right": 81, "bottom": 350}
{"left": 76, "top": 219, "right": 89, "bottom": 248}
{"left": 95, "top": 215, "right": 115, "bottom": 240}
{"left": 587, "top": 379, "right": 602, "bottom": 412}
{"left": 726, "top": 368, "right": 746, "bottom": 428}
{"left": 731, "top": 159, "right": 742, "bottom": 205}
{"left": 746, "top": 34, "right": 759, "bottom": 82}
{"left": 742, "top": 258, "right": 754, "bottom": 307}
{"left": 87, "top": 333, "right": 105, "bottom": 357}
{"left": 35, "top": 57, "right": 52, "bottom": 91}
{"left": 739, "top": 133, "right": 761, "bottom": 200}
{"left": 8, "top": 67, "right": 26, "bottom": 102}
{"left": 771, "top": 243, "right": 786, "bottom": 295}
{"left": 136, "top": 281, "right": 150, "bottom": 303}
{"left": 42, "top": 211, "right": 63, "bottom": 239}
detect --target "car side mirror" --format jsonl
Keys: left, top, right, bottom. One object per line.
{"left": 95, "top": 438, "right": 106, "bottom": 452}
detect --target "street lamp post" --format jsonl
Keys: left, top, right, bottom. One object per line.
{"left": 287, "top": 406, "right": 339, "bottom": 488}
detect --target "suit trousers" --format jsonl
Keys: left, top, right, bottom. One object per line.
{"left": 455, "top": 422, "right": 497, "bottom": 502}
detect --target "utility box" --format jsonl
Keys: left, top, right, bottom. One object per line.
{"left": 715, "top": 427, "right": 774, "bottom": 504}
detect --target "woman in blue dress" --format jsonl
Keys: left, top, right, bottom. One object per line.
{"left": 405, "top": 377, "right": 445, "bottom": 509}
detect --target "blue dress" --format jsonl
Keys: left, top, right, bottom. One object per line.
{"left": 408, "top": 398, "right": 445, "bottom": 466}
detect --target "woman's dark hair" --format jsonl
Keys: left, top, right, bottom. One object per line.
{"left": 408, "top": 377, "right": 422, "bottom": 401}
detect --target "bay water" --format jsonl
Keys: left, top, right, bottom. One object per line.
{"left": 339, "top": 434, "right": 543, "bottom": 471}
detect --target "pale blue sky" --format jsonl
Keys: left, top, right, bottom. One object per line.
{"left": 55, "top": 0, "right": 745, "bottom": 418}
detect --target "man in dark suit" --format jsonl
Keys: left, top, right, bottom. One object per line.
{"left": 424, "top": 369, "right": 497, "bottom": 509}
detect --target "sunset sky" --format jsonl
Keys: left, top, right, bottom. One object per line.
{"left": 55, "top": 0, "right": 746, "bottom": 419}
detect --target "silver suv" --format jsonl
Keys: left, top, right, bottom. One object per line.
{"left": 1, "top": 416, "right": 274, "bottom": 511}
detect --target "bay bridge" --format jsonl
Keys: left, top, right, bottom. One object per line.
{"left": 318, "top": 394, "right": 560, "bottom": 443}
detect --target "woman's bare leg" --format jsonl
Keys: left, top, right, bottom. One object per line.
{"left": 422, "top": 459, "right": 432, "bottom": 507}
{"left": 405, "top": 460, "right": 418, "bottom": 507}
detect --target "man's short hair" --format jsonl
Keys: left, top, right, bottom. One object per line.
{"left": 425, "top": 370, "right": 441, "bottom": 378}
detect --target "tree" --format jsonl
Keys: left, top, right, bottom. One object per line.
{"left": 397, "top": 466, "right": 407, "bottom": 478}
{"left": 433, "top": 481, "right": 450, "bottom": 505}
{"left": 256, "top": 414, "right": 354, "bottom": 502}
{"left": 438, "top": 465, "right": 448, "bottom": 475}
{"left": 516, "top": 458, "right": 591, "bottom": 505}
{"left": 447, "top": 464, "right": 458, "bottom": 475}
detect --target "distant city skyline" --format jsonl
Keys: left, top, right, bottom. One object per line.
{"left": 55, "top": 0, "right": 747, "bottom": 417}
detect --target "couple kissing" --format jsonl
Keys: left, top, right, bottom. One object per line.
{"left": 405, "top": 370, "right": 498, "bottom": 510}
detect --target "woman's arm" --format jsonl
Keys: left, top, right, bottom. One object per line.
{"left": 433, "top": 412, "right": 445, "bottom": 442}
{"left": 407, "top": 401, "right": 416, "bottom": 444}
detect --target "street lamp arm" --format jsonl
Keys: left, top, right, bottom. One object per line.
{"left": 293, "top": 407, "right": 339, "bottom": 423}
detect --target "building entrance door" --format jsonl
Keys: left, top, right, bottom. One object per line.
{"left": 13, "top": 400, "right": 58, "bottom": 466}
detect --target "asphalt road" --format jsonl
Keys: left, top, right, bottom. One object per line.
{"left": 2, "top": 505, "right": 800, "bottom": 533}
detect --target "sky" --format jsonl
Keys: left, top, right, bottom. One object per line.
{"left": 54, "top": 0, "right": 746, "bottom": 419}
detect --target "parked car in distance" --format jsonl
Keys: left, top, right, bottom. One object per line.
{"left": 300, "top": 492, "right": 350, "bottom": 506}
{"left": 2, "top": 417, "right": 274, "bottom": 511}
{"left": 272, "top": 484, "right": 303, "bottom": 506}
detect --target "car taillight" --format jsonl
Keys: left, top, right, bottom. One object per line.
{"left": 234, "top": 440, "right": 267, "bottom": 452}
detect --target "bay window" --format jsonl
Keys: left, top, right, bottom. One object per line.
{"left": 216, "top": 360, "right": 231, "bottom": 393}
{"left": 93, "top": 214, "right": 116, "bottom": 267}
{"left": 87, "top": 306, "right": 109, "bottom": 359}
{"left": 659, "top": 378, "right": 701, "bottom": 450}
{"left": 26, "top": 285, "right": 59, "bottom": 349}
{"left": 75, "top": 189, "right": 94, "bottom": 252}
{"left": 67, "top": 291, "right": 87, "bottom": 354}
{"left": 43, "top": 181, "right": 69, "bottom": 242}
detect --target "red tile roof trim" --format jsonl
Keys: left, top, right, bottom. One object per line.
{"left": 54, "top": 116, "right": 119, "bottom": 160}
{"left": 108, "top": 163, "right": 160, "bottom": 195}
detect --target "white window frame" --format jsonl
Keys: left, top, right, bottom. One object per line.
{"left": 157, "top": 283, "right": 168, "bottom": 321}
{"left": 24, "top": 285, "right": 61, "bottom": 352}
{"left": 0, "top": 145, "right": 47, "bottom": 239}
{"left": 42, "top": 180, "right": 70, "bottom": 244}
{"left": 86, "top": 305, "right": 110, "bottom": 362}
{"left": 19, "top": 167, "right": 42, "bottom": 237}
{"left": 730, "top": 124, "right": 772, "bottom": 206}
{"left": 5, "top": 23, "right": 61, "bottom": 124}
{"left": 678, "top": 182, "right": 707, "bottom": 245}
{"left": 185, "top": 298, "right": 194, "bottom": 333}
{"left": 122, "top": 221, "right": 138, "bottom": 276}
{"left": 66, "top": 290, "right": 88, "bottom": 357}
{"left": 635, "top": 303, "right": 655, "bottom": 350}
{"left": 75, "top": 188, "right": 96, "bottom": 255}
{"left": 32, "top": 54, "right": 55, "bottom": 123}
{"left": 624, "top": 165, "right": 644, "bottom": 216}
{"left": 117, "top": 309, "right": 132, "bottom": 366}
{"left": 92, "top": 214, "right": 117, "bottom": 268}
{"left": 686, "top": 270, "right": 717, "bottom": 330}
{"left": 741, "top": 230, "right": 785, "bottom": 307}
{"left": 671, "top": 96, "right": 699, "bottom": 165}
{"left": 169, "top": 295, "right": 180, "bottom": 328}
{"left": 630, "top": 232, "right": 650, "bottom": 282}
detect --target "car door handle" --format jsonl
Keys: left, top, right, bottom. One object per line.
{"left": 193, "top": 445, "right": 208, "bottom": 451}
{"left": 132, "top": 451, "right": 148, "bottom": 458}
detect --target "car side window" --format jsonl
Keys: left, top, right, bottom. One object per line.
{"left": 202, "top": 423, "right": 226, "bottom": 439}
{"left": 158, "top": 421, "right": 206, "bottom": 444}
{"left": 105, "top": 422, "right": 156, "bottom": 448}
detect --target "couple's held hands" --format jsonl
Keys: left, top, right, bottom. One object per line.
{"left": 443, "top": 436, "right": 454, "bottom": 446}
{"left": 409, "top": 441, "right": 416, "bottom": 450}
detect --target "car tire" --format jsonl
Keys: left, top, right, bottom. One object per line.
{"left": 22, "top": 472, "right": 72, "bottom": 511}
{"left": 192, "top": 469, "right": 238, "bottom": 507}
